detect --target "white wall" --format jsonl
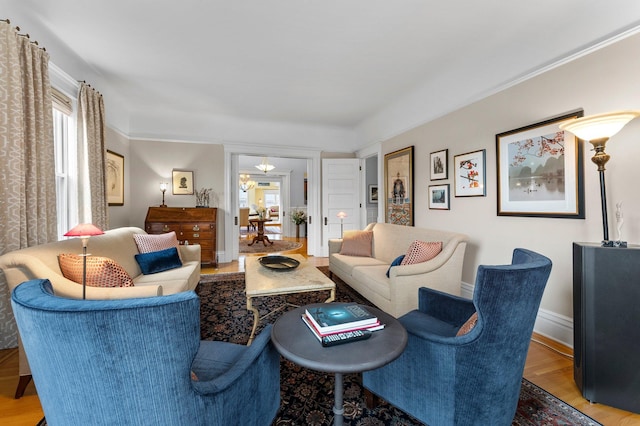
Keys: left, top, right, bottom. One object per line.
{"left": 380, "top": 32, "right": 640, "bottom": 345}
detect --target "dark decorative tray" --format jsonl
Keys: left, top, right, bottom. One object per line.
{"left": 258, "top": 255, "right": 300, "bottom": 271}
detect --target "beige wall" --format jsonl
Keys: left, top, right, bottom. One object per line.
{"left": 127, "top": 140, "right": 226, "bottom": 251}
{"left": 381, "top": 33, "right": 640, "bottom": 323}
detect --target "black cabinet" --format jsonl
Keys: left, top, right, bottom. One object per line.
{"left": 573, "top": 242, "right": 640, "bottom": 413}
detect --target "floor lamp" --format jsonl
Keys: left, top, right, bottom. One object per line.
{"left": 337, "top": 211, "right": 347, "bottom": 238}
{"left": 64, "top": 223, "right": 105, "bottom": 299}
{"left": 560, "top": 110, "right": 640, "bottom": 247}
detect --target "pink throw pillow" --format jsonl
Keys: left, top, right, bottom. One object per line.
{"left": 58, "top": 253, "right": 134, "bottom": 288}
{"left": 400, "top": 240, "right": 442, "bottom": 265}
{"left": 339, "top": 230, "right": 373, "bottom": 257}
{"left": 133, "top": 232, "right": 182, "bottom": 260}
{"left": 456, "top": 312, "right": 478, "bottom": 336}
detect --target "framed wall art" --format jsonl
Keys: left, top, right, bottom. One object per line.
{"left": 429, "top": 184, "right": 450, "bottom": 210}
{"left": 384, "top": 146, "right": 414, "bottom": 226}
{"left": 454, "top": 149, "right": 486, "bottom": 197}
{"left": 106, "top": 150, "right": 124, "bottom": 206}
{"left": 172, "top": 169, "right": 194, "bottom": 195}
{"left": 496, "top": 110, "right": 585, "bottom": 218}
{"left": 430, "top": 149, "right": 448, "bottom": 180}
{"left": 368, "top": 184, "right": 378, "bottom": 204}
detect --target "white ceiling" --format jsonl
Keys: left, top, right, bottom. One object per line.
{"left": 6, "top": 0, "right": 640, "bottom": 149}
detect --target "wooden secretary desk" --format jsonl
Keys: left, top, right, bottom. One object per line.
{"left": 145, "top": 207, "right": 217, "bottom": 265}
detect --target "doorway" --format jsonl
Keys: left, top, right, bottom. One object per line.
{"left": 225, "top": 151, "right": 319, "bottom": 262}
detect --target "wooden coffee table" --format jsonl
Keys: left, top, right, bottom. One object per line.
{"left": 245, "top": 254, "right": 335, "bottom": 344}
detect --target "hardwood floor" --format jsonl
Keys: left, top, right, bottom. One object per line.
{"left": 1, "top": 235, "right": 638, "bottom": 425}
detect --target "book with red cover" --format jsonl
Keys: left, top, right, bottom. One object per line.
{"left": 301, "top": 313, "right": 384, "bottom": 341}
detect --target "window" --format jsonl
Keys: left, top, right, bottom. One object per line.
{"left": 52, "top": 88, "right": 78, "bottom": 240}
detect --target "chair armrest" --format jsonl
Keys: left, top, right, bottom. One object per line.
{"left": 179, "top": 244, "right": 201, "bottom": 263}
{"left": 328, "top": 239, "right": 343, "bottom": 256}
{"left": 417, "top": 287, "right": 475, "bottom": 326}
{"left": 192, "top": 324, "right": 277, "bottom": 394}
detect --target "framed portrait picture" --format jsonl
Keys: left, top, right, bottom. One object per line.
{"left": 454, "top": 149, "right": 486, "bottom": 197}
{"left": 429, "top": 184, "right": 450, "bottom": 210}
{"left": 430, "top": 149, "right": 448, "bottom": 180}
{"left": 496, "top": 111, "right": 585, "bottom": 218}
{"left": 172, "top": 169, "right": 194, "bottom": 195}
{"left": 368, "top": 184, "right": 378, "bottom": 204}
{"left": 384, "top": 146, "right": 414, "bottom": 226}
{"left": 106, "top": 150, "right": 124, "bottom": 206}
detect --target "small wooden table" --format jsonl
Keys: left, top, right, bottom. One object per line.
{"left": 271, "top": 303, "right": 407, "bottom": 426}
{"left": 245, "top": 254, "right": 335, "bottom": 344}
{"left": 248, "top": 218, "right": 273, "bottom": 246}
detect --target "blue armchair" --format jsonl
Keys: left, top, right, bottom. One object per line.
{"left": 11, "top": 279, "right": 280, "bottom": 426}
{"left": 363, "top": 248, "right": 552, "bottom": 426}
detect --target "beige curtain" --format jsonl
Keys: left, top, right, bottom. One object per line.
{"left": 77, "top": 83, "right": 108, "bottom": 229}
{"left": 0, "top": 21, "right": 57, "bottom": 349}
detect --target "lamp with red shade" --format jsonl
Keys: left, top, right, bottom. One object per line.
{"left": 64, "top": 223, "right": 105, "bottom": 299}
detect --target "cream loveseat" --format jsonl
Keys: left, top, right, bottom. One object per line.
{"left": 0, "top": 226, "right": 201, "bottom": 397}
{"left": 329, "top": 222, "right": 468, "bottom": 318}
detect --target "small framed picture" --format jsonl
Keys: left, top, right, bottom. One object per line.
{"left": 106, "top": 150, "right": 124, "bottom": 206}
{"left": 454, "top": 149, "right": 486, "bottom": 197}
{"left": 172, "top": 169, "right": 194, "bottom": 195}
{"left": 368, "top": 184, "right": 378, "bottom": 204}
{"left": 430, "top": 149, "right": 448, "bottom": 180}
{"left": 429, "top": 184, "right": 450, "bottom": 210}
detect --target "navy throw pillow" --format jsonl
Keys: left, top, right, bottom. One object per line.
{"left": 135, "top": 247, "right": 182, "bottom": 275}
{"left": 386, "top": 255, "right": 405, "bottom": 278}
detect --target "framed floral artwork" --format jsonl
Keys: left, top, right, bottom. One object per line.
{"left": 496, "top": 110, "right": 585, "bottom": 218}
{"left": 454, "top": 149, "right": 486, "bottom": 197}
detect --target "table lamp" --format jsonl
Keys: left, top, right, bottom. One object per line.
{"left": 559, "top": 110, "right": 640, "bottom": 246}
{"left": 64, "top": 223, "right": 105, "bottom": 299}
{"left": 159, "top": 182, "right": 168, "bottom": 207}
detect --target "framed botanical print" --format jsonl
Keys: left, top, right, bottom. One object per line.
{"left": 496, "top": 110, "right": 585, "bottom": 218}
{"left": 384, "top": 146, "right": 414, "bottom": 226}
{"left": 172, "top": 169, "right": 194, "bottom": 195}
{"left": 106, "top": 150, "right": 124, "bottom": 206}
{"left": 454, "top": 149, "right": 486, "bottom": 197}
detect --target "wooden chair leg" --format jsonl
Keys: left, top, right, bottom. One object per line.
{"left": 364, "top": 388, "right": 380, "bottom": 409}
{"left": 15, "top": 374, "right": 32, "bottom": 399}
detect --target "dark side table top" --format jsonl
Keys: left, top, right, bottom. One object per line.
{"left": 271, "top": 303, "right": 407, "bottom": 374}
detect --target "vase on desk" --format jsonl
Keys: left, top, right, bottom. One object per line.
{"left": 296, "top": 224, "right": 300, "bottom": 238}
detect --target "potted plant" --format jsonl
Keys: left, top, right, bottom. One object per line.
{"left": 291, "top": 209, "right": 307, "bottom": 238}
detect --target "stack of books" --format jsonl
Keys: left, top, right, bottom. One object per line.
{"left": 302, "top": 304, "right": 384, "bottom": 344}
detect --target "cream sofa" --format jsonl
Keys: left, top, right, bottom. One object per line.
{"left": 329, "top": 222, "right": 468, "bottom": 318}
{"left": 0, "top": 226, "right": 201, "bottom": 397}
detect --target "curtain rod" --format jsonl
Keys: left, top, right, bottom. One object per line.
{"left": 78, "top": 80, "right": 102, "bottom": 96}
{"left": 3, "top": 18, "right": 46, "bottom": 51}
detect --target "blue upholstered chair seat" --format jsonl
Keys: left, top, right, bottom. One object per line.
{"left": 11, "top": 279, "right": 280, "bottom": 426}
{"left": 364, "top": 248, "right": 552, "bottom": 426}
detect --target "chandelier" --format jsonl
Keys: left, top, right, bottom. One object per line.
{"left": 239, "top": 174, "right": 256, "bottom": 192}
{"left": 255, "top": 157, "right": 275, "bottom": 173}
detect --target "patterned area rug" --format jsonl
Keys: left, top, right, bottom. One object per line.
{"left": 238, "top": 239, "right": 302, "bottom": 254}
{"left": 197, "top": 268, "right": 603, "bottom": 426}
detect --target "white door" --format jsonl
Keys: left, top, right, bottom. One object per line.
{"left": 321, "top": 159, "right": 361, "bottom": 256}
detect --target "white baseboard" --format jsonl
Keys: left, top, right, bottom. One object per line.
{"left": 460, "top": 281, "right": 573, "bottom": 349}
